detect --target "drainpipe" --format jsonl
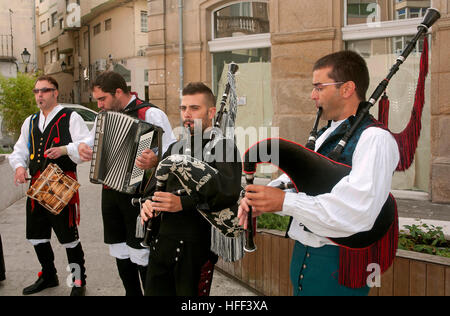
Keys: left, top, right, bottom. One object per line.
{"left": 178, "top": 0, "right": 184, "bottom": 128}
{"left": 179, "top": 0, "right": 184, "bottom": 99}
{"left": 87, "top": 24, "right": 91, "bottom": 103}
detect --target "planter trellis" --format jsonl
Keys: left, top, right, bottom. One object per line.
{"left": 216, "top": 230, "right": 450, "bottom": 296}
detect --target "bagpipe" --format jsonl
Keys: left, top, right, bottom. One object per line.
{"left": 135, "top": 63, "right": 246, "bottom": 262}
{"left": 241, "top": 8, "right": 440, "bottom": 288}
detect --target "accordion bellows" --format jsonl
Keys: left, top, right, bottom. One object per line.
{"left": 90, "top": 111, "right": 161, "bottom": 194}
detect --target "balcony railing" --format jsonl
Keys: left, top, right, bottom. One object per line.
{"left": 215, "top": 16, "right": 270, "bottom": 38}
{"left": 0, "top": 35, "right": 14, "bottom": 59}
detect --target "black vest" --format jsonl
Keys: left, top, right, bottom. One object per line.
{"left": 28, "top": 108, "right": 76, "bottom": 176}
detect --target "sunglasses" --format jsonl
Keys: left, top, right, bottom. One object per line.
{"left": 32, "top": 87, "right": 56, "bottom": 94}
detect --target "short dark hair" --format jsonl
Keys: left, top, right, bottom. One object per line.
{"left": 91, "top": 71, "right": 128, "bottom": 95}
{"left": 313, "top": 50, "right": 370, "bottom": 101}
{"left": 35, "top": 75, "right": 59, "bottom": 90}
{"left": 182, "top": 82, "right": 216, "bottom": 108}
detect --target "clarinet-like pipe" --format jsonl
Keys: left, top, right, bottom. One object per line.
{"left": 138, "top": 185, "right": 187, "bottom": 248}
{"left": 305, "top": 107, "right": 323, "bottom": 150}
{"left": 243, "top": 174, "right": 257, "bottom": 253}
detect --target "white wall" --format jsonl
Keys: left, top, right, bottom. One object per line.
{"left": 0, "top": 155, "right": 26, "bottom": 212}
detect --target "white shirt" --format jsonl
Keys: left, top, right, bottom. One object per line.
{"left": 270, "top": 120, "right": 400, "bottom": 248}
{"left": 81, "top": 95, "right": 176, "bottom": 155}
{"left": 8, "top": 105, "right": 90, "bottom": 170}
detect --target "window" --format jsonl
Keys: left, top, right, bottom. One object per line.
{"left": 51, "top": 12, "right": 58, "bottom": 28}
{"left": 50, "top": 49, "right": 56, "bottom": 63}
{"left": 141, "top": 11, "right": 148, "bottom": 32}
{"left": 93, "top": 23, "right": 101, "bottom": 36}
{"left": 213, "top": 2, "right": 269, "bottom": 39}
{"left": 44, "top": 52, "right": 49, "bottom": 65}
{"left": 210, "top": 2, "right": 272, "bottom": 177}
{"left": 40, "top": 20, "right": 46, "bottom": 34}
{"left": 60, "top": 18, "right": 64, "bottom": 29}
{"left": 345, "top": 0, "right": 430, "bottom": 25}
{"left": 397, "top": 8, "right": 406, "bottom": 20}
{"left": 343, "top": 0, "right": 432, "bottom": 192}
{"left": 105, "top": 19, "right": 112, "bottom": 31}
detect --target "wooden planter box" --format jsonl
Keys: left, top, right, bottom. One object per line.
{"left": 216, "top": 230, "right": 450, "bottom": 296}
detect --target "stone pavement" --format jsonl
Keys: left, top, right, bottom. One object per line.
{"left": 1, "top": 163, "right": 449, "bottom": 296}
{"left": 0, "top": 163, "right": 258, "bottom": 296}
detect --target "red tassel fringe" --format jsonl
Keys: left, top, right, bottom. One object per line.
{"left": 66, "top": 171, "right": 80, "bottom": 227}
{"left": 338, "top": 197, "right": 399, "bottom": 289}
{"left": 30, "top": 171, "right": 42, "bottom": 212}
{"left": 378, "top": 37, "right": 429, "bottom": 172}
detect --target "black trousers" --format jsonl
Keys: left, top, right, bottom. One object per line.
{"left": 145, "top": 235, "right": 214, "bottom": 296}
{"left": 26, "top": 198, "right": 79, "bottom": 244}
{"left": 101, "top": 188, "right": 144, "bottom": 249}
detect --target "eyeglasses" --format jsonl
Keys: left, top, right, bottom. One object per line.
{"left": 32, "top": 87, "right": 56, "bottom": 94}
{"left": 312, "top": 82, "right": 344, "bottom": 92}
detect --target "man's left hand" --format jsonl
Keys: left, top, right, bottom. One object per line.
{"left": 151, "top": 192, "right": 182, "bottom": 213}
{"left": 135, "top": 149, "right": 158, "bottom": 170}
{"left": 44, "top": 146, "right": 66, "bottom": 160}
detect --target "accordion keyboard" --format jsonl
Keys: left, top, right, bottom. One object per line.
{"left": 129, "top": 131, "right": 155, "bottom": 186}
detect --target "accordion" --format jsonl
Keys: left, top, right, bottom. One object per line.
{"left": 90, "top": 111, "right": 162, "bottom": 194}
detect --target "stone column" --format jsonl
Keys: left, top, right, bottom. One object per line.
{"left": 147, "top": 0, "right": 167, "bottom": 112}
{"left": 430, "top": 0, "right": 450, "bottom": 203}
{"left": 270, "top": 0, "right": 343, "bottom": 144}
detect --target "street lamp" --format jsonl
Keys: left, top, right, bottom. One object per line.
{"left": 21, "top": 48, "right": 31, "bottom": 72}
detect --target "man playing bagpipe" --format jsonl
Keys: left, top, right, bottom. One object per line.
{"left": 239, "top": 51, "right": 400, "bottom": 296}
{"left": 140, "top": 82, "right": 242, "bottom": 296}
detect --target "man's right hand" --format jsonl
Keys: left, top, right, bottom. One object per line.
{"left": 14, "top": 167, "right": 28, "bottom": 186}
{"left": 78, "top": 143, "right": 93, "bottom": 162}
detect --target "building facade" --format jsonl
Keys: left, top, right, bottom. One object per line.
{"left": 32, "top": 0, "right": 449, "bottom": 203}
{"left": 145, "top": 0, "right": 449, "bottom": 203}
{"left": 35, "top": 0, "right": 151, "bottom": 104}
{"left": 0, "top": 0, "right": 36, "bottom": 78}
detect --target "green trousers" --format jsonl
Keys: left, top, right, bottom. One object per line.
{"left": 290, "top": 241, "right": 371, "bottom": 296}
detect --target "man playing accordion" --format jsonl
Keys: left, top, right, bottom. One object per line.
{"left": 77, "top": 71, "right": 176, "bottom": 296}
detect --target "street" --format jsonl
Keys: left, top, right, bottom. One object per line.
{"left": 0, "top": 162, "right": 257, "bottom": 296}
